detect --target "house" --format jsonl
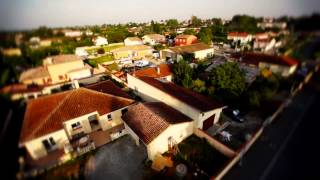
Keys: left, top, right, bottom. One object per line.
{"left": 257, "top": 18, "right": 287, "bottom": 30}
{"left": 133, "top": 64, "right": 173, "bottom": 82}
{"left": 227, "top": 32, "right": 253, "bottom": 44}
{"left": 253, "top": 33, "right": 276, "bottom": 52}
{"left": 124, "top": 37, "right": 143, "bottom": 46}
{"left": 19, "top": 87, "right": 135, "bottom": 165}
{"left": 127, "top": 75, "right": 225, "bottom": 130}
{"left": 93, "top": 36, "right": 108, "bottom": 46}
{"left": 160, "top": 43, "right": 214, "bottom": 61}
{"left": 232, "top": 53, "right": 299, "bottom": 77}
{"left": 122, "top": 102, "right": 193, "bottom": 160}
{"left": 111, "top": 45, "right": 153, "bottom": 60}
{"left": 174, "top": 34, "right": 197, "bottom": 46}
{"left": 142, "top": 34, "right": 166, "bottom": 45}
{"left": 19, "top": 55, "right": 92, "bottom": 85}
{"left": 64, "top": 30, "right": 82, "bottom": 37}
{"left": 0, "top": 84, "right": 44, "bottom": 101}
{"left": 75, "top": 47, "right": 89, "bottom": 57}
{"left": 0, "top": 48, "right": 22, "bottom": 56}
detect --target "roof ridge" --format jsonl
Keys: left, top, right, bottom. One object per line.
{"left": 26, "top": 90, "right": 74, "bottom": 140}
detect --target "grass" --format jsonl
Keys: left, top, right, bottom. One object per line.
{"left": 87, "top": 55, "right": 114, "bottom": 67}
{"left": 86, "top": 44, "right": 124, "bottom": 54}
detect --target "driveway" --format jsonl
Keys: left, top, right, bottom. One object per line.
{"left": 86, "top": 135, "right": 154, "bottom": 180}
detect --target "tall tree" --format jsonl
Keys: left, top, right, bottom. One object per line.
{"left": 173, "top": 59, "right": 193, "bottom": 86}
{"left": 198, "top": 27, "right": 213, "bottom": 44}
{"left": 191, "top": 16, "right": 202, "bottom": 27}
{"left": 167, "top": 19, "right": 179, "bottom": 31}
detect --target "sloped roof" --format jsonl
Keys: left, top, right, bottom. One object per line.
{"left": 19, "top": 66, "right": 50, "bottom": 82}
{"left": 19, "top": 88, "right": 134, "bottom": 144}
{"left": 138, "top": 76, "right": 224, "bottom": 112}
{"left": 168, "top": 43, "right": 213, "bottom": 54}
{"left": 134, "top": 64, "right": 172, "bottom": 78}
{"left": 45, "top": 54, "right": 84, "bottom": 64}
{"left": 122, "top": 102, "right": 192, "bottom": 144}
{"left": 233, "top": 53, "right": 299, "bottom": 67}
{"left": 85, "top": 80, "right": 132, "bottom": 99}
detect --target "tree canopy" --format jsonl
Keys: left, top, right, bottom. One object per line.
{"left": 167, "top": 19, "right": 179, "bottom": 31}
{"left": 198, "top": 27, "right": 213, "bottom": 44}
{"left": 226, "top": 15, "right": 262, "bottom": 33}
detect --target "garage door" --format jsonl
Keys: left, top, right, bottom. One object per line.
{"left": 202, "top": 115, "right": 215, "bottom": 130}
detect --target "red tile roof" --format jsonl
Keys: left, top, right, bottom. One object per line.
{"left": 228, "top": 32, "right": 249, "bottom": 37}
{"left": 232, "top": 53, "right": 299, "bottom": 67}
{"left": 85, "top": 80, "right": 132, "bottom": 99}
{"left": 19, "top": 88, "right": 134, "bottom": 144}
{"left": 0, "top": 84, "right": 43, "bottom": 94}
{"left": 133, "top": 64, "right": 172, "bottom": 78}
{"left": 122, "top": 102, "right": 192, "bottom": 144}
{"left": 138, "top": 76, "right": 224, "bottom": 112}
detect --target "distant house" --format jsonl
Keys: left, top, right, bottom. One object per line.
{"left": 0, "top": 48, "right": 21, "bottom": 56}
{"left": 253, "top": 33, "right": 276, "bottom": 51}
{"left": 142, "top": 34, "right": 166, "bottom": 45}
{"left": 93, "top": 36, "right": 108, "bottom": 46}
{"left": 124, "top": 37, "right": 143, "bottom": 46}
{"left": 257, "top": 18, "right": 287, "bottom": 30}
{"left": 133, "top": 64, "right": 173, "bottom": 82}
{"left": 232, "top": 53, "right": 299, "bottom": 77}
{"left": 0, "top": 84, "right": 44, "bottom": 101}
{"left": 19, "top": 87, "right": 134, "bottom": 166}
{"left": 19, "top": 55, "right": 92, "bottom": 85}
{"left": 174, "top": 34, "right": 198, "bottom": 46}
{"left": 160, "top": 43, "right": 214, "bottom": 61}
{"left": 75, "top": 47, "right": 89, "bottom": 58}
{"left": 122, "top": 102, "right": 193, "bottom": 160}
{"left": 227, "top": 32, "right": 253, "bottom": 44}
{"left": 64, "top": 30, "right": 82, "bottom": 37}
{"left": 127, "top": 75, "right": 225, "bottom": 130}
{"left": 111, "top": 45, "right": 153, "bottom": 60}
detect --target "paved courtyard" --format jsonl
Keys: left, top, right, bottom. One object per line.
{"left": 86, "top": 135, "right": 154, "bottom": 180}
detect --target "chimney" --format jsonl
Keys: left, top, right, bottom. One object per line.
{"left": 157, "top": 66, "right": 160, "bottom": 75}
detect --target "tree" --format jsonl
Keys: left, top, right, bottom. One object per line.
{"left": 198, "top": 27, "right": 213, "bottom": 44}
{"left": 97, "top": 48, "right": 105, "bottom": 54}
{"left": 209, "top": 62, "right": 246, "bottom": 100}
{"left": 183, "top": 29, "right": 197, "bottom": 35}
{"left": 227, "top": 15, "right": 262, "bottom": 33}
{"left": 151, "top": 20, "right": 161, "bottom": 34}
{"left": 167, "top": 19, "right": 179, "bottom": 31}
{"left": 191, "top": 16, "right": 202, "bottom": 27}
{"left": 182, "top": 74, "right": 193, "bottom": 89}
{"left": 211, "top": 24, "right": 227, "bottom": 42}
{"left": 192, "top": 79, "right": 206, "bottom": 93}
{"left": 173, "top": 59, "right": 193, "bottom": 86}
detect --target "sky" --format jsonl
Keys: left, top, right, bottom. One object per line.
{"left": 0, "top": 0, "right": 319, "bottom": 30}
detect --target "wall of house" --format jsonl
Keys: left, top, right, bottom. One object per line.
{"left": 197, "top": 108, "right": 224, "bottom": 129}
{"left": 113, "top": 51, "right": 131, "bottom": 59}
{"left": 160, "top": 49, "right": 177, "bottom": 61}
{"left": 67, "top": 68, "right": 91, "bottom": 80}
{"left": 99, "top": 106, "right": 131, "bottom": 131}
{"left": 124, "top": 40, "right": 143, "bottom": 46}
{"left": 147, "top": 122, "right": 194, "bottom": 160}
{"left": 194, "top": 48, "right": 214, "bottom": 60}
{"left": 24, "top": 129, "right": 69, "bottom": 160}
{"left": 22, "top": 76, "right": 51, "bottom": 85}
{"left": 47, "top": 60, "right": 84, "bottom": 83}
{"left": 136, "top": 49, "right": 153, "bottom": 59}
{"left": 124, "top": 122, "right": 140, "bottom": 146}
{"left": 127, "top": 74, "right": 200, "bottom": 121}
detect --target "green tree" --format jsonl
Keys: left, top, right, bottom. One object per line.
{"left": 192, "top": 79, "right": 206, "bottom": 93}
{"left": 183, "top": 29, "right": 197, "bottom": 35}
{"left": 182, "top": 74, "right": 193, "bottom": 89}
{"left": 211, "top": 24, "right": 227, "bottom": 42}
{"left": 173, "top": 59, "right": 193, "bottom": 86}
{"left": 198, "top": 27, "right": 213, "bottom": 44}
{"left": 209, "top": 62, "right": 246, "bottom": 100}
{"left": 167, "top": 19, "right": 179, "bottom": 31}
{"left": 191, "top": 16, "right": 202, "bottom": 27}
{"left": 227, "top": 15, "right": 262, "bottom": 33}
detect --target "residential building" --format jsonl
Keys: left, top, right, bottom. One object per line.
{"left": 93, "top": 36, "right": 108, "bottom": 46}
{"left": 124, "top": 37, "right": 143, "bottom": 46}
{"left": 75, "top": 47, "right": 89, "bottom": 58}
{"left": 160, "top": 43, "right": 214, "bottom": 61}
{"left": 111, "top": 45, "right": 153, "bottom": 60}
{"left": 64, "top": 30, "right": 82, "bottom": 37}
{"left": 122, "top": 102, "right": 193, "bottom": 160}
{"left": 227, "top": 32, "right": 253, "bottom": 44}
{"left": 232, "top": 53, "right": 299, "bottom": 77}
{"left": 19, "top": 55, "right": 92, "bottom": 85}
{"left": 0, "top": 48, "right": 22, "bottom": 56}
{"left": 127, "top": 75, "right": 225, "bottom": 130}
{"left": 257, "top": 18, "right": 287, "bottom": 30}
{"left": 19, "top": 87, "right": 135, "bottom": 165}
{"left": 133, "top": 64, "right": 173, "bottom": 82}
{"left": 142, "top": 34, "right": 166, "bottom": 45}
{"left": 174, "top": 34, "right": 198, "bottom": 46}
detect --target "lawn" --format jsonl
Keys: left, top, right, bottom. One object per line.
{"left": 87, "top": 55, "right": 114, "bottom": 67}
{"left": 86, "top": 44, "right": 124, "bottom": 54}
{"left": 173, "top": 135, "right": 229, "bottom": 178}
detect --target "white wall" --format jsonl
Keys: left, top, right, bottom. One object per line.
{"left": 124, "top": 122, "right": 140, "bottom": 146}
{"left": 194, "top": 48, "right": 214, "bottom": 60}
{"left": 147, "top": 122, "right": 194, "bottom": 160}
{"left": 63, "top": 112, "right": 98, "bottom": 138}
{"left": 24, "top": 130, "right": 69, "bottom": 160}
{"left": 68, "top": 68, "right": 92, "bottom": 80}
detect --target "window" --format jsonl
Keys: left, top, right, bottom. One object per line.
{"left": 107, "top": 114, "right": 112, "bottom": 121}
{"left": 42, "top": 137, "right": 56, "bottom": 151}
{"left": 71, "top": 122, "right": 81, "bottom": 129}
{"left": 58, "top": 75, "right": 64, "bottom": 80}
{"left": 121, "top": 108, "right": 128, "bottom": 115}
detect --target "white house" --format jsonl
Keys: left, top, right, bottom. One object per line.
{"left": 93, "top": 36, "right": 108, "bottom": 46}
{"left": 19, "top": 85, "right": 134, "bottom": 164}
{"left": 75, "top": 47, "right": 89, "bottom": 57}
{"left": 122, "top": 102, "right": 194, "bottom": 160}
{"left": 227, "top": 32, "right": 253, "bottom": 44}
{"left": 127, "top": 74, "right": 225, "bottom": 130}
{"left": 124, "top": 37, "right": 143, "bottom": 46}
{"left": 142, "top": 34, "right": 166, "bottom": 45}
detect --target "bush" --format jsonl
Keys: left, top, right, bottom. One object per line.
{"left": 97, "top": 48, "right": 105, "bottom": 54}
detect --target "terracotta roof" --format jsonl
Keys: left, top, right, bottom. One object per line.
{"left": 134, "top": 64, "right": 172, "bottom": 78}
{"left": 19, "top": 66, "right": 50, "bottom": 82}
{"left": 19, "top": 88, "right": 134, "bottom": 144}
{"left": 122, "top": 102, "right": 192, "bottom": 144}
{"left": 175, "top": 34, "right": 197, "bottom": 39}
{"left": 228, "top": 32, "right": 249, "bottom": 37}
{"left": 125, "top": 37, "right": 142, "bottom": 41}
{"left": 85, "top": 80, "right": 132, "bottom": 99}
{"left": 168, "top": 43, "right": 213, "bottom": 54}
{"left": 138, "top": 76, "right": 224, "bottom": 112}
{"left": 111, "top": 45, "right": 152, "bottom": 53}
{"left": 233, "top": 53, "right": 299, "bottom": 67}
{"left": 0, "top": 84, "right": 43, "bottom": 94}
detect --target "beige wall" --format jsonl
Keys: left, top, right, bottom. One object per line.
{"left": 147, "top": 122, "right": 194, "bottom": 160}
{"left": 24, "top": 130, "right": 69, "bottom": 160}
{"left": 47, "top": 60, "right": 84, "bottom": 83}
{"left": 21, "top": 76, "right": 51, "bottom": 85}
{"left": 194, "top": 48, "right": 214, "bottom": 60}
{"left": 99, "top": 106, "right": 130, "bottom": 131}
{"left": 67, "top": 68, "right": 91, "bottom": 80}
{"left": 124, "top": 122, "right": 140, "bottom": 146}
{"left": 127, "top": 74, "right": 222, "bottom": 128}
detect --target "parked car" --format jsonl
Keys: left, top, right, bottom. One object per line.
{"left": 222, "top": 108, "right": 245, "bottom": 123}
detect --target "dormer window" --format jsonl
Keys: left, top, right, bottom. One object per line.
{"left": 71, "top": 122, "right": 81, "bottom": 130}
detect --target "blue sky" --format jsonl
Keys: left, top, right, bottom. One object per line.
{"left": 0, "top": 0, "right": 319, "bottom": 30}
